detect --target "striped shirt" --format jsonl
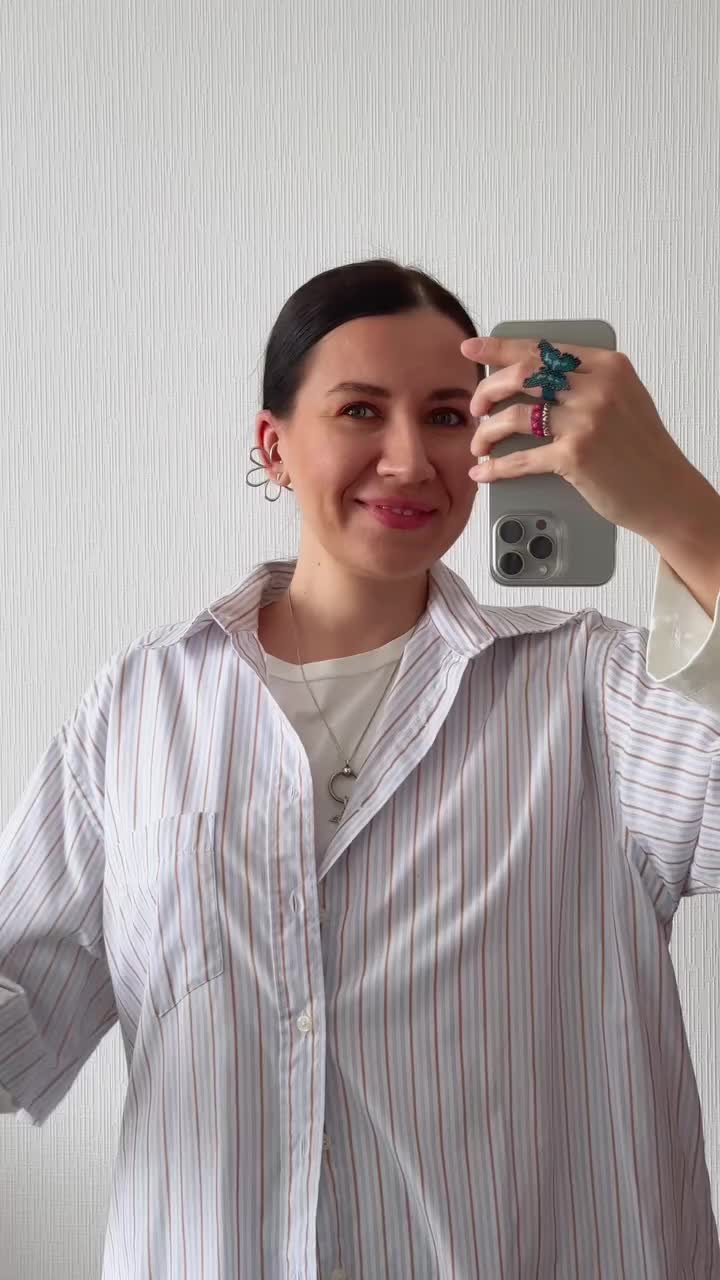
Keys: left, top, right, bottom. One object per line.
{"left": 1, "top": 553, "right": 720, "bottom": 1279}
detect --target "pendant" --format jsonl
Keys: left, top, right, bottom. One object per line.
{"left": 328, "top": 761, "right": 357, "bottom": 824}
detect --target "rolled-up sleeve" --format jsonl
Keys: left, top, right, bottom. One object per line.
{"left": 0, "top": 653, "right": 119, "bottom": 1125}
{"left": 645, "top": 554, "right": 720, "bottom": 711}
{"left": 592, "top": 555, "right": 720, "bottom": 916}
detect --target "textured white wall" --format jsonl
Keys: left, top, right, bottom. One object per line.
{"left": 1, "top": 1, "right": 719, "bottom": 1274}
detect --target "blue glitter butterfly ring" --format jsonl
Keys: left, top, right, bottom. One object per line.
{"left": 522, "top": 338, "right": 583, "bottom": 440}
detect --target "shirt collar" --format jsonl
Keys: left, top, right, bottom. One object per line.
{"left": 138, "top": 556, "right": 581, "bottom": 659}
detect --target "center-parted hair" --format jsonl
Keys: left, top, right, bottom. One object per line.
{"left": 261, "top": 258, "right": 485, "bottom": 418}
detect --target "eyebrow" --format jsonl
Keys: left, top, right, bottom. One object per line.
{"left": 325, "top": 381, "right": 474, "bottom": 402}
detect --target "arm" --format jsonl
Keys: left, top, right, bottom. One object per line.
{"left": 587, "top": 600, "right": 720, "bottom": 918}
{"left": 0, "top": 654, "right": 119, "bottom": 1125}
{"left": 646, "top": 477, "right": 720, "bottom": 625}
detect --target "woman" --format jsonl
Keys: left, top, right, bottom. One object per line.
{"left": 1, "top": 258, "right": 719, "bottom": 1279}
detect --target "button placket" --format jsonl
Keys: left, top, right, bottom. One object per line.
{"left": 269, "top": 759, "right": 327, "bottom": 1277}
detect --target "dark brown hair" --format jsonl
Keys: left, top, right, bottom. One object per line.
{"left": 261, "top": 258, "right": 485, "bottom": 416}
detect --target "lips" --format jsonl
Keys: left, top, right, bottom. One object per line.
{"left": 356, "top": 501, "right": 437, "bottom": 530}
{"left": 356, "top": 499, "right": 437, "bottom": 514}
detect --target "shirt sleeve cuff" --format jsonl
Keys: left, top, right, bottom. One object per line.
{"left": 646, "top": 553, "right": 720, "bottom": 713}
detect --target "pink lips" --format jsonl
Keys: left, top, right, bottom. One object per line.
{"left": 357, "top": 501, "right": 437, "bottom": 530}
{"left": 357, "top": 497, "right": 436, "bottom": 513}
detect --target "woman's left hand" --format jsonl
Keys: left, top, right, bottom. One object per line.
{"left": 460, "top": 335, "right": 700, "bottom": 541}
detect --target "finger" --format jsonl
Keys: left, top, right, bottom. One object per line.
{"left": 469, "top": 352, "right": 592, "bottom": 419}
{"left": 468, "top": 440, "right": 559, "bottom": 482}
{"left": 460, "top": 334, "right": 602, "bottom": 368}
{"left": 469, "top": 362, "right": 548, "bottom": 418}
{"left": 469, "top": 404, "right": 534, "bottom": 457}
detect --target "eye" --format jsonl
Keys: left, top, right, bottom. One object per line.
{"left": 342, "top": 403, "right": 377, "bottom": 419}
{"left": 431, "top": 409, "right": 467, "bottom": 426}
{"left": 340, "top": 403, "right": 467, "bottom": 426}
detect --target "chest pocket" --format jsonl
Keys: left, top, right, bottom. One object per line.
{"left": 116, "top": 811, "right": 224, "bottom": 1018}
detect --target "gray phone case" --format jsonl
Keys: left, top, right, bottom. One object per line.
{"left": 487, "top": 319, "right": 617, "bottom": 587}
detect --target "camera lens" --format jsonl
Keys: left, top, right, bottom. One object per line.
{"left": 528, "top": 535, "right": 553, "bottom": 560}
{"left": 499, "top": 519, "right": 524, "bottom": 544}
{"left": 498, "top": 551, "right": 524, "bottom": 576}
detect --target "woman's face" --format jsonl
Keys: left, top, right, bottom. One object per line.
{"left": 255, "top": 308, "right": 482, "bottom": 582}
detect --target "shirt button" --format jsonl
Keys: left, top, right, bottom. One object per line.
{"left": 318, "top": 905, "right": 328, "bottom": 925}
{"left": 290, "top": 890, "right": 303, "bottom": 914}
{"left": 296, "top": 1006, "right": 313, "bottom": 1036}
{"left": 322, "top": 1130, "right": 331, "bottom": 1153}
{"left": 330, "top": 1268, "right": 349, "bottom": 1280}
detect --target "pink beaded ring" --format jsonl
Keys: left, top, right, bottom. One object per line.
{"left": 531, "top": 401, "right": 553, "bottom": 439}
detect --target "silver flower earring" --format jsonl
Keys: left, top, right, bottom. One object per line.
{"left": 245, "top": 441, "right": 293, "bottom": 502}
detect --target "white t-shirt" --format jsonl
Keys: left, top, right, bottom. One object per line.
{"left": 263, "top": 625, "right": 416, "bottom": 858}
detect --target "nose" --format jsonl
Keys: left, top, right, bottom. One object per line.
{"left": 375, "top": 418, "right": 437, "bottom": 484}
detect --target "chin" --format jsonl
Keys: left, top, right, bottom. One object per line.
{"left": 343, "top": 540, "right": 444, "bottom": 582}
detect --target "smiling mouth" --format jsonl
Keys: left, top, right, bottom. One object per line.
{"left": 363, "top": 504, "right": 432, "bottom": 514}
{"left": 355, "top": 500, "right": 438, "bottom": 514}
{"left": 355, "top": 501, "right": 438, "bottom": 529}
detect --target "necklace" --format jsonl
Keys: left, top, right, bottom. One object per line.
{"left": 285, "top": 589, "right": 417, "bottom": 824}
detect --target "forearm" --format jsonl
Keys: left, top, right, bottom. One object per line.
{"left": 647, "top": 473, "right": 720, "bottom": 621}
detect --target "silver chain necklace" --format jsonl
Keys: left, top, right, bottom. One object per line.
{"left": 285, "top": 589, "right": 417, "bottom": 824}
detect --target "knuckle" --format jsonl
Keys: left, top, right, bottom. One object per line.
{"left": 603, "top": 350, "right": 633, "bottom": 388}
{"left": 567, "top": 431, "right": 593, "bottom": 465}
{"left": 586, "top": 381, "right": 613, "bottom": 413}
{"left": 509, "top": 450, "right": 530, "bottom": 473}
{"left": 595, "top": 347, "right": 625, "bottom": 370}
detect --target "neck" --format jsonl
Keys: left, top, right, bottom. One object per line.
{"left": 260, "top": 552, "right": 430, "bottom": 663}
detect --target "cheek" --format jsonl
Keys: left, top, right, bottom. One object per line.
{"left": 446, "top": 467, "right": 480, "bottom": 523}
{"left": 317, "top": 450, "right": 369, "bottom": 492}
{"left": 297, "top": 458, "right": 355, "bottom": 507}
{"left": 442, "top": 452, "right": 476, "bottom": 495}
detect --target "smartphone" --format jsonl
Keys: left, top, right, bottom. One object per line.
{"left": 486, "top": 319, "right": 617, "bottom": 587}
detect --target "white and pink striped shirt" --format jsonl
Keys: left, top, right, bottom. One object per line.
{"left": 1, "top": 553, "right": 720, "bottom": 1279}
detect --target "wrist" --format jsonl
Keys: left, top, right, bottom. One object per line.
{"left": 646, "top": 469, "right": 720, "bottom": 563}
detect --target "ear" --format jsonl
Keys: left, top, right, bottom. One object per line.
{"left": 253, "top": 411, "right": 294, "bottom": 490}
{"left": 254, "top": 409, "right": 278, "bottom": 455}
